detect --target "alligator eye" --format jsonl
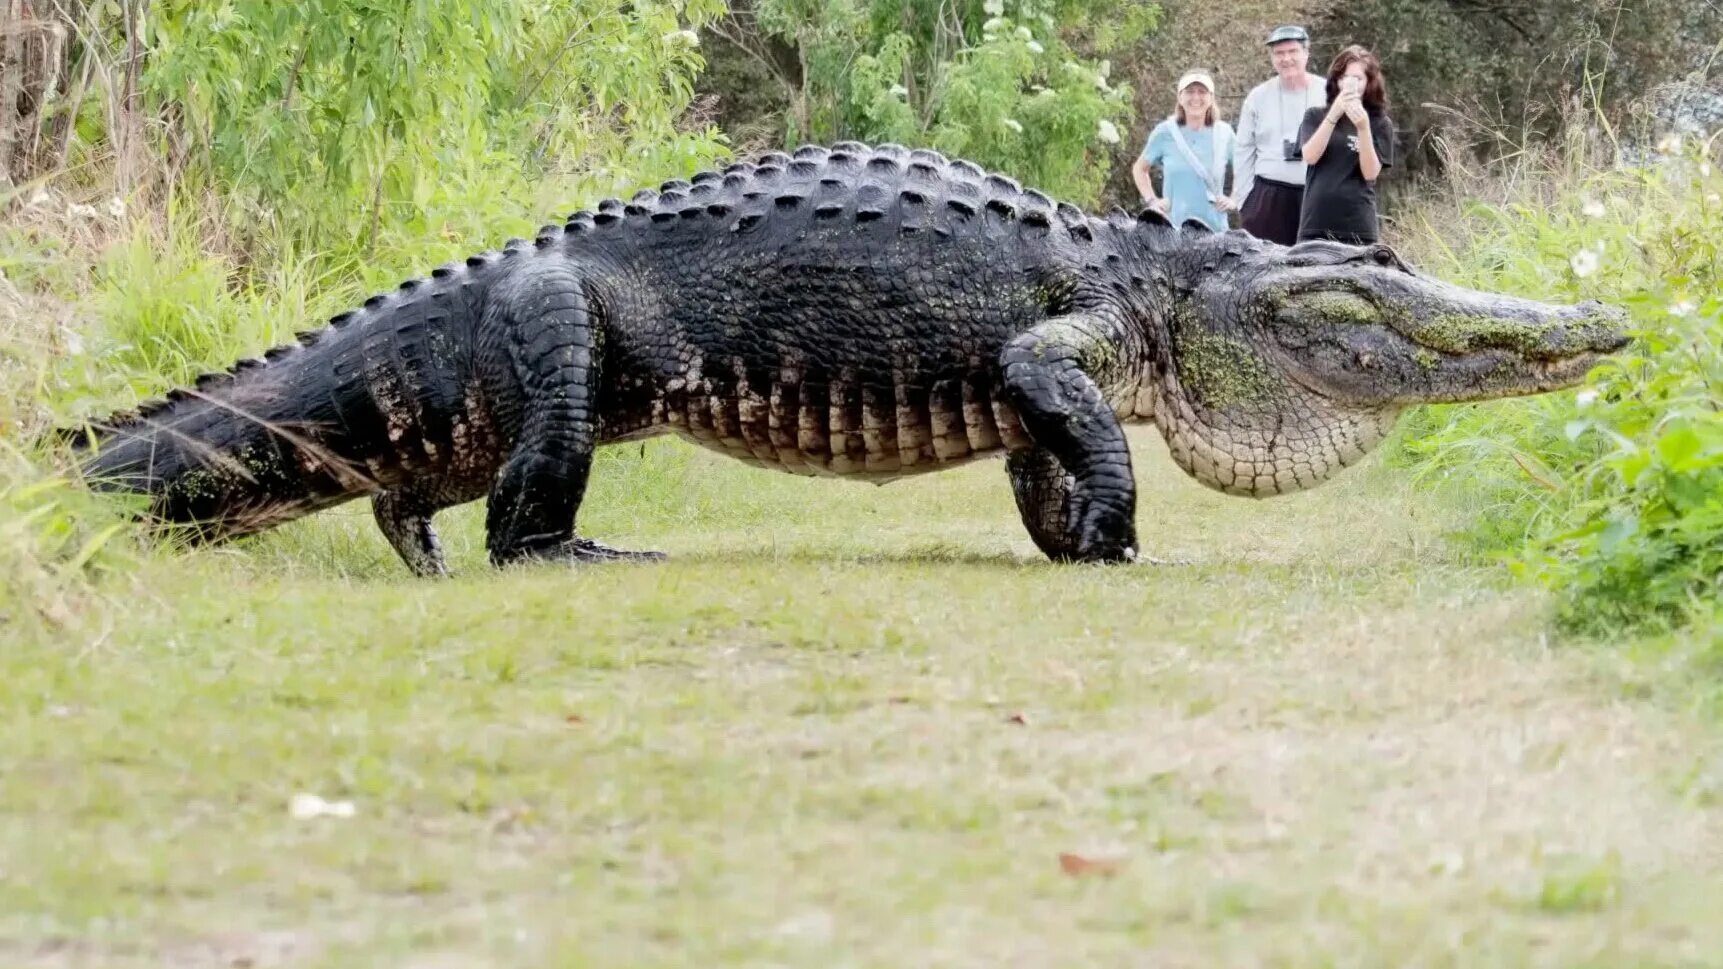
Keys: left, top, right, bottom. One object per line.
{"left": 1369, "top": 245, "right": 1407, "bottom": 271}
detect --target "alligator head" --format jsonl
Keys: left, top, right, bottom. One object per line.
{"left": 1140, "top": 233, "right": 1629, "bottom": 497}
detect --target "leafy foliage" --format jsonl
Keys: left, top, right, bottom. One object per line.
{"left": 141, "top": 0, "right": 727, "bottom": 256}
{"left": 1315, "top": 0, "right": 1719, "bottom": 168}
{"left": 1, "top": 0, "right": 733, "bottom": 625}
{"left": 1397, "top": 140, "right": 1723, "bottom": 633}
{"left": 709, "top": 0, "right": 1155, "bottom": 205}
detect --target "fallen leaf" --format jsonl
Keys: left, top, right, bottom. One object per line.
{"left": 1005, "top": 712, "right": 1029, "bottom": 726}
{"left": 1059, "top": 851, "right": 1125, "bottom": 877}
{"left": 564, "top": 714, "right": 586, "bottom": 725}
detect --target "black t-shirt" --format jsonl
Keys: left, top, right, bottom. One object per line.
{"left": 1296, "top": 106, "right": 1395, "bottom": 243}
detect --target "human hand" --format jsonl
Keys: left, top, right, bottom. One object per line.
{"left": 1145, "top": 196, "right": 1170, "bottom": 215}
{"left": 1344, "top": 99, "right": 1368, "bottom": 125}
{"left": 1214, "top": 196, "right": 1237, "bottom": 213}
{"left": 1326, "top": 92, "right": 1354, "bottom": 122}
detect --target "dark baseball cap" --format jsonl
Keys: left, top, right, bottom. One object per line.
{"left": 1265, "top": 25, "right": 1309, "bottom": 45}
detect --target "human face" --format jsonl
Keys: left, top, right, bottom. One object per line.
{"left": 1270, "top": 40, "right": 1307, "bottom": 80}
{"left": 1178, "top": 83, "right": 1212, "bottom": 123}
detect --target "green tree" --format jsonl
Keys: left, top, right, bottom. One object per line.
{"left": 707, "top": 0, "right": 1157, "bottom": 205}
{"left": 138, "top": 0, "right": 727, "bottom": 256}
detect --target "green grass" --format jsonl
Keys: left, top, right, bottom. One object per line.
{"left": 4, "top": 432, "right": 1723, "bottom": 968}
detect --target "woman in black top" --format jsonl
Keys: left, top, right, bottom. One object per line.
{"left": 1296, "top": 45, "right": 1395, "bottom": 244}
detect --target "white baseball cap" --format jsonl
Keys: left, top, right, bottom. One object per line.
{"left": 1176, "top": 71, "right": 1215, "bottom": 93}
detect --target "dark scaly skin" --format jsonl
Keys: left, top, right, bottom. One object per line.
{"left": 61, "top": 142, "right": 1629, "bottom": 574}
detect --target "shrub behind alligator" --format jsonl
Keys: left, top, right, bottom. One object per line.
{"left": 61, "top": 142, "right": 1628, "bottom": 574}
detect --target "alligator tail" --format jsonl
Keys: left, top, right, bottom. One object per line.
{"left": 59, "top": 314, "right": 389, "bottom": 543}
{"left": 55, "top": 225, "right": 577, "bottom": 545}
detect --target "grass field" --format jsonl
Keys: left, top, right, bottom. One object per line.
{"left": 4, "top": 429, "right": 1722, "bottom": 968}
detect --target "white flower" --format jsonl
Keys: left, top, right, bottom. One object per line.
{"left": 1580, "top": 198, "right": 1606, "bottom": 218}
{"left": 661, "top": 29, "right": 699, "bottom": 48}
{"left": 1569, "top": 248, "right": 1599, "bottom": 277}
{"left": 1656, "top": 132, "right": 1683, "bottom": 155}
{"left": 1002, "top": 118, "right": 1024, "bottom": 134}
{"left": 888, "top": 83, "right": 908, "bottom": 99}
{"left": 1575, "top": 388, "right": 1599, "bottom": 409}
{"left": 1668, "top": 299, "right": 1695, "bottom": 317}
{"left": 1025, "top": 40, "right": 1043, "bottom": 54}
{"left": 26, "top": 187, "right": 53, "bottom": 209}
{"left": 982, "top": 17, "right": 1005, "bottom": 33}
{"left": 1015, "top": 25, "right": 1033, "bottom": 40}
{"left": 1097, "top": 119, "right": 1121, "bottom": 144}
{"left": 1703, "top": 162, "right": 1714, "bottom": 177}
{"left": 106, "top": 197, "right": 126, "bottom": 220}
{"left": 289, "top": 793, "right": 356, "bottom": 819}
{"left": 983, "top": 0, "right": 1004, "bottom": 15}
{"left": 61, "top": 328, "right": 84, "bottom": 356}
{"left": 66, "top": 202, "right": 98, "bottom": 220}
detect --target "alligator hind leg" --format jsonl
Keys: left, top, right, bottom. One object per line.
{"left": 999, "top": 314, "right": 1138, "bottom": 563}
{"left": 372, "top": 485, "right": 450, "bottom": 577}
{"left": 483, "top": 264, "right": 664, "bottom": 568}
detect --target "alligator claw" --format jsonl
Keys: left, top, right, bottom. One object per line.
{"left": 563, "top": 537, "right": 667, "bottom": 563}
{"left": 511, "top": 536, "right": 667, "bottom": 566}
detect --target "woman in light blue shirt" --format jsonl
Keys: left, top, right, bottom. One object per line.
{"left": 1130, "top": 70, "right": 1236, "bottom": 232}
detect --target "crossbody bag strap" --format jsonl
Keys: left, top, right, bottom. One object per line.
{"left": 1166, "top": 118, "right": 1223, "bottom": 198}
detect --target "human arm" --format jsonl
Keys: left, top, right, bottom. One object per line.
{"left": 1334, "top": 98, "right": 1382, "bottom": 181}
{"left": 1300, "top": 96, "right": 1352, "bottom": 165}
{"left": 1359, "top": 112, "right": 1395, "bottom": 183}
{"left": 1232, "top": 93, "right": 1258, "bottom": 204}
{"left": 1352, "top": 116, "right": 1381, "bottom": 181}
{"left": 1130, "top": 156, "right": 1167, "bottom": 212}
{"left": 1132, "top": 127, "right": 1171, "bottom": 213}
{"left": 1214, "top": 124, "right": 1238, "bottom": 211}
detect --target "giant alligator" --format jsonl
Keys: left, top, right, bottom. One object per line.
{"left": 62, "top": 142, "right": 1628, "bottom": 574}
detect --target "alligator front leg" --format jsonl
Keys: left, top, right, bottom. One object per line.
{"left": 999, "top": 315, "right": 1137, "bottom": 564}
{"left": 483, "top": 265, "right": 663, "bottom": 568}
{"left": 1005, "top": 446, "right": 1085, "bottom": 561}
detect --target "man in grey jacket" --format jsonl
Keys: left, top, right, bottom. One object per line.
{"left": 1233, "top": 25, "right": 1328, "bottom": 246}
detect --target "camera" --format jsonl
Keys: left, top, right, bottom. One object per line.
{"left": 1282, "top": 138, "right": 1300, "bottom": 161}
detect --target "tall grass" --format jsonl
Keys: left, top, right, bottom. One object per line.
{"left": 1391, "top": 131, "right": 1722, "bottom": 635}
{"left": 0, "top": 2, "right": 732, "bottom": 638}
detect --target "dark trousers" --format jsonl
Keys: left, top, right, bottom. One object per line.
{"left": 1298, "top": 229, "right": 1378, "bottom": 245}
{"left": 1240, "top": 178, "right": 1303, "bottom": 247}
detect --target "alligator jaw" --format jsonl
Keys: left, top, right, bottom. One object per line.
{"left": 1252, "top": 258, "right": 1631, "bottom": 408}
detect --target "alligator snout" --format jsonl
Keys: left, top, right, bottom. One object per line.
{"left": 1405, "top": 298, "right": 1630, "bottom": 360}
{"left": 1564, "top": 300, "right": 1631, "bottom": 353}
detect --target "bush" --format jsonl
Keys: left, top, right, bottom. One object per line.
{"left": 1395, "top": 135, "right": 1723, "bottom": 634}
{"left": 702, "top": 0, "right": 1154, "bottom": 206}
{"left": 0, "top": 1, "right": 735, "bottom": 633}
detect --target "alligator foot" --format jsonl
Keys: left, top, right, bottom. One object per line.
{"left": 565, "top": 537, "right": 667, "bottom": 563}
{"left": 507, "top": 536, "right": 668, "bottom": 566}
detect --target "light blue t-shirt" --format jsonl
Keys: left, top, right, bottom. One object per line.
{"left": 1142, "top": 120, "right": 1234, "bottom": 232}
